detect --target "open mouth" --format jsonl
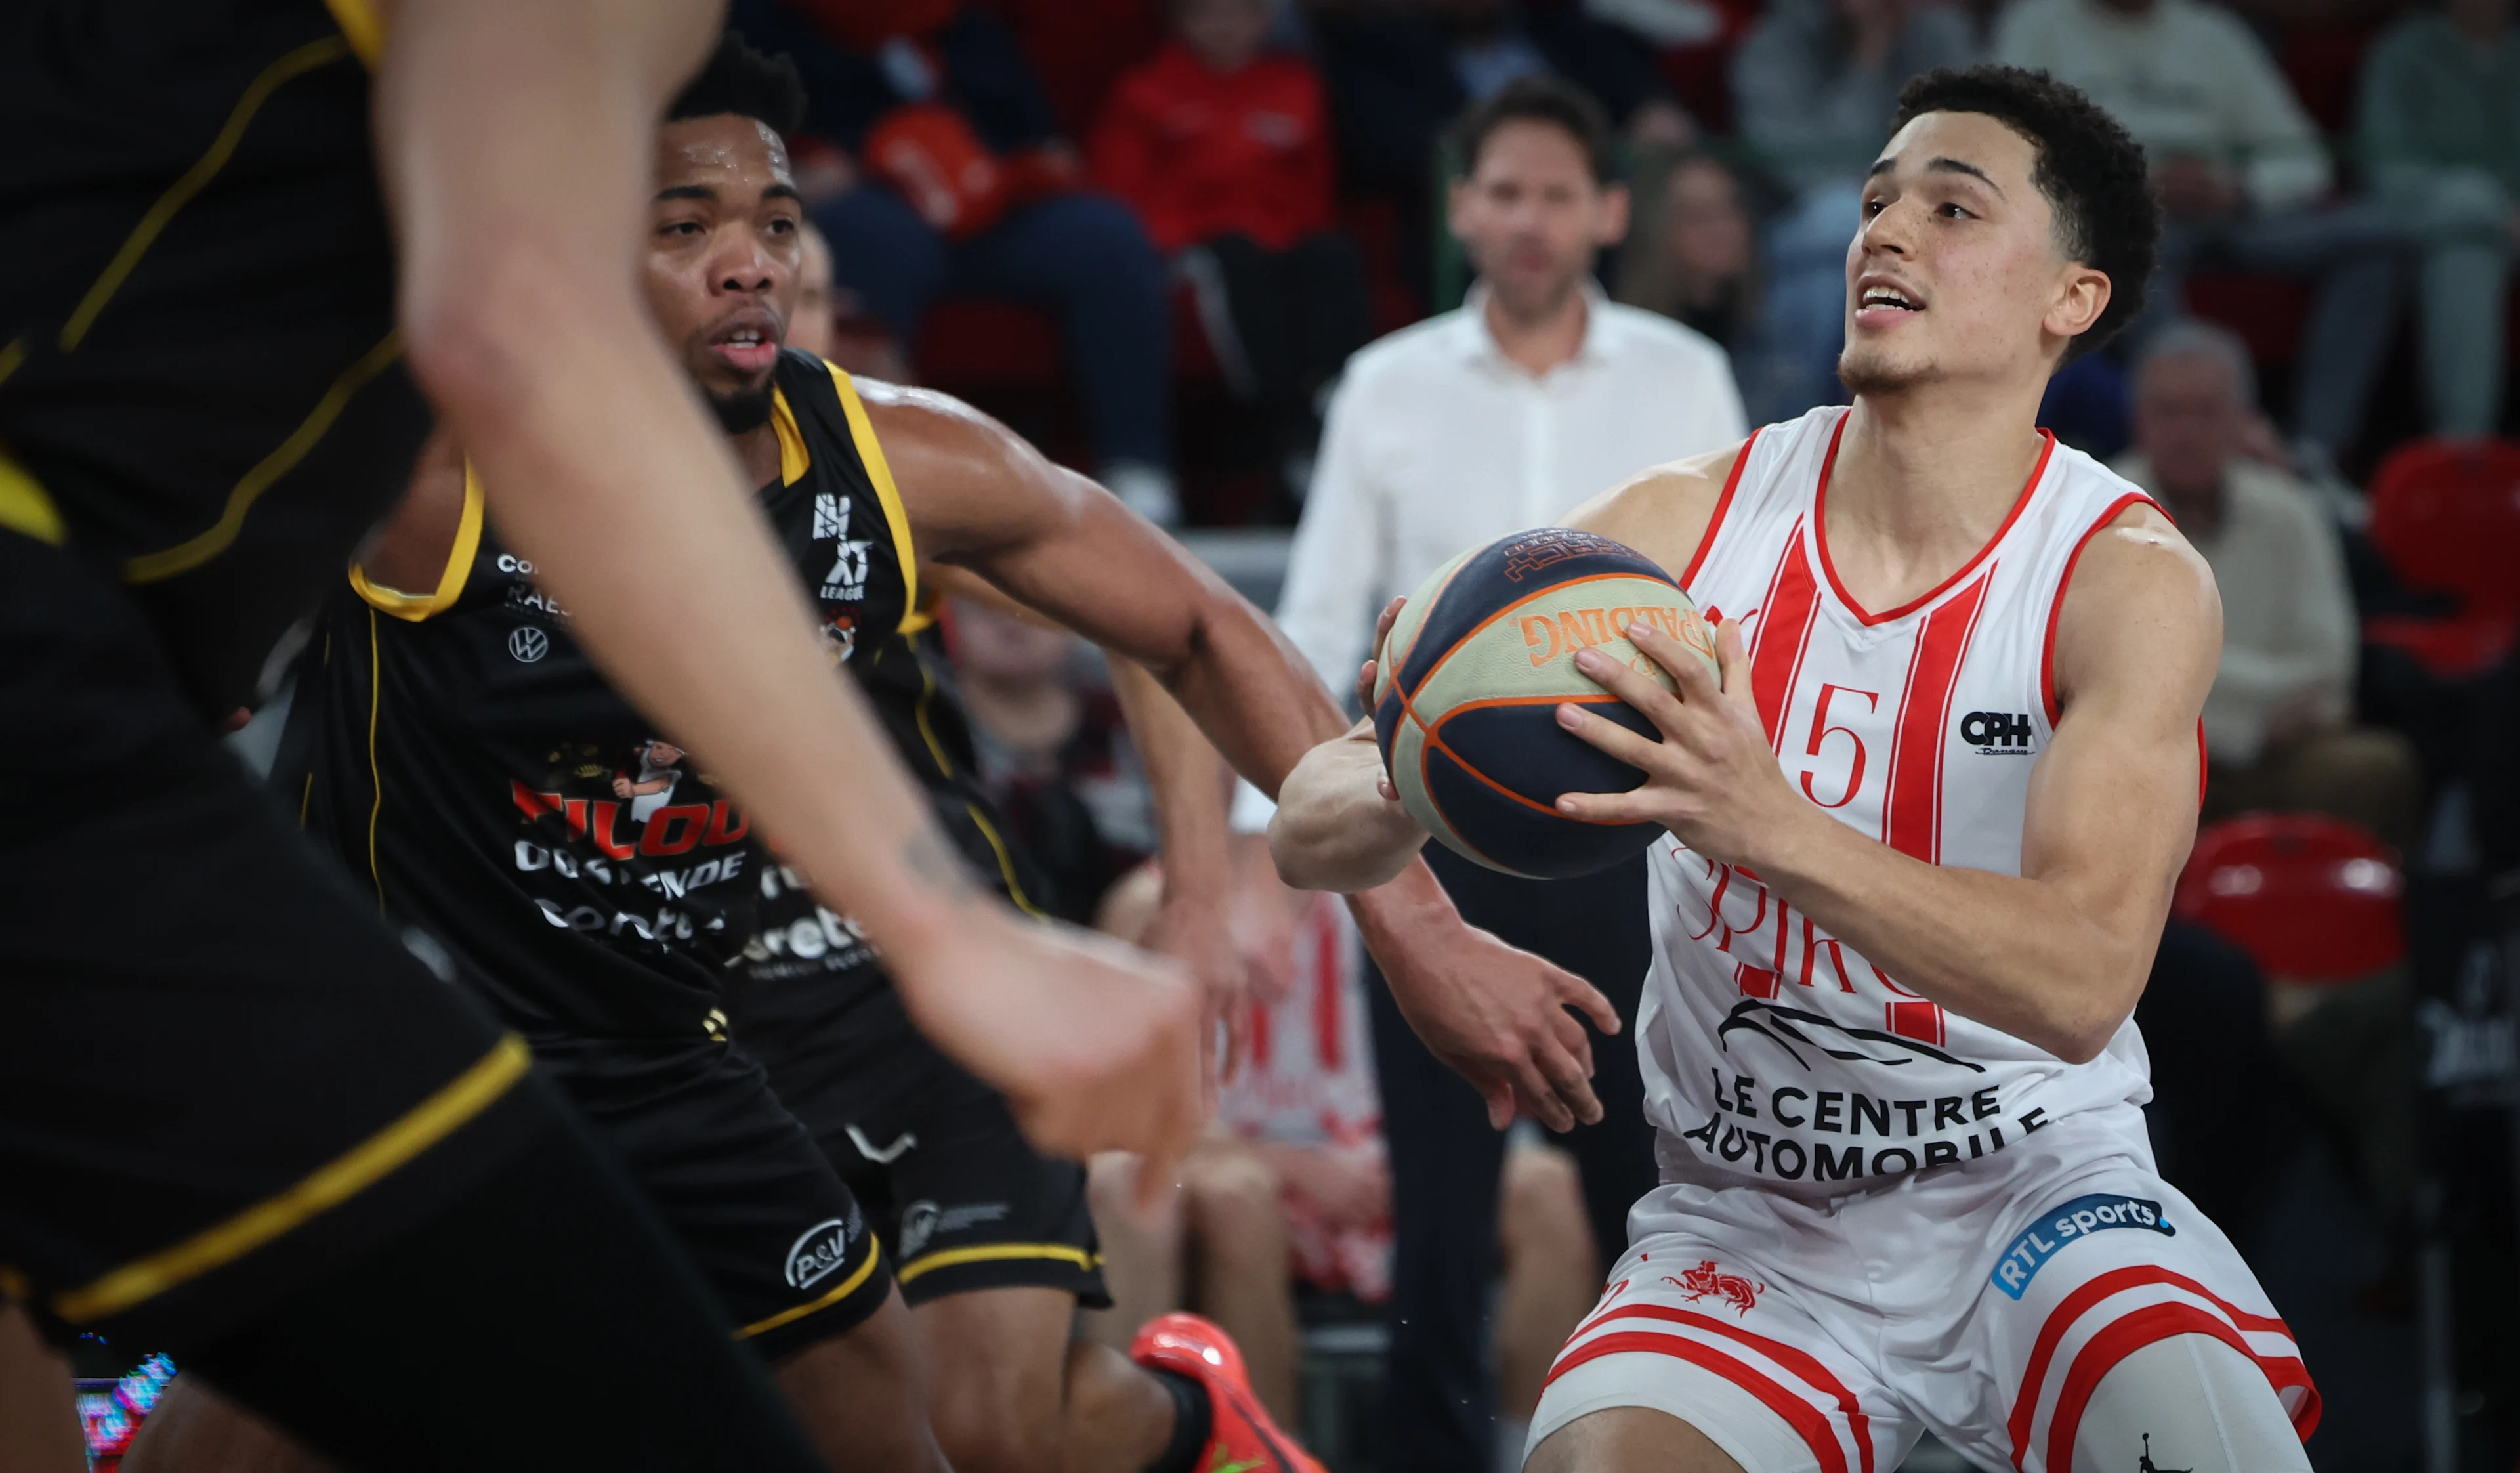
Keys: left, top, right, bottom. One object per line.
{"left": 1858, "top": 286, "right": 1922, "bottom": 312}
{"left": 709, "top": 318, "right": 782, "bottom": 373}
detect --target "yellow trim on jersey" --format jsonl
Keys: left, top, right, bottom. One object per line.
{"left": 0, "top": 449, "right": 65, "bottom": 546}
{"left": 965, "top": 803, "right": 1041, "bottom": 917}
{"left": 0, "top": 336, "right": 25, "bottom": 387}
{"left": 320, "top": 0, "right": 386, "bottom": 66}
{"left": 366, "top": 609, "right": 387, "bottom": 912}
{"left": 124, "top": 331, "right": 404, "bottom": 584}
{"left": 733, "top": 1235, "right": 884, "bottom": 1341}
{"left": 768, "top": 387, "right": 811, "bottom": 486}
{"left": 826, "top": 364, "right": 919, "bottom": 635}
{"left": 908, "top": 641, "right": 957, "bottom": 779}
{"left": 894, "top": 1241, "right": 1101, "bottom": 1287}
{"left": 52, "top": 1036, "right": 532, "bottom": 1325}
{"left": 61, "top": 35, "right": 355, "bottom": 354}
{"left": 350, "top": 464, "right": 482, "bottom": 620}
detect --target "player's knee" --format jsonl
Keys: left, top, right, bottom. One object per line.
{"left": 926, "top": 1380, "right": 1059, "bottom": 1473}
{"left": 1525, "top": 1406, "right": 1747, "bottom": 1473}
{"left": 2070, "top": 1333, "right": 2311, "bottom": 1473}
{"left": 1502, "top": 1144, "right": 1586, "bottom": 1241}
{"left": 1182, "top": 1147, "right": 1282, "bottom": 1249}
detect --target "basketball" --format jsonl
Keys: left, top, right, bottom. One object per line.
{"left": 1372, "top": 528, "right": 1718, "bottom": 880}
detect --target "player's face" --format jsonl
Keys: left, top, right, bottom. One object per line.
{"left": 1448, "top": 121, "right": 1629, "bottom": 319}
{"left": 1836, "top": 111, "right": 2109, "bottom": 396}
{"left": 646, "top": 115, "right": 806, "bottom": 418}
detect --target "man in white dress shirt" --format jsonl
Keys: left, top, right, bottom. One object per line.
{"left": 1256, "top": 74, "right": 1746, "bottom": 1473}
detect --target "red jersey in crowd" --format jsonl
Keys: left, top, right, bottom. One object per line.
{"left": 1088, "top": 41, "right": 1335, "bottom": 255}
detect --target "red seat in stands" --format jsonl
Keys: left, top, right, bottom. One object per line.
{"left": 2360, "top": 436, "right": 2520, "bottom": 677}
{"left": 2173, "top": 813, "right": 2404, "bottom": 983}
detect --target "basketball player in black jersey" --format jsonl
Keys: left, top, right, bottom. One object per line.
{"left": 127, "top": 32, "right": 1648, "bottom": 1473}
{"left": 0, "top": 0, "right": 1220, "bottom": 1467}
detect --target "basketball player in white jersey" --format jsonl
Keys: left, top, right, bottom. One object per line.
{"left": 1270, "top": 65, "right": 2320, "bottom": 1473}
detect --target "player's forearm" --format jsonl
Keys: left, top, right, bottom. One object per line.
{"left": 1270, "top": 732, "right": 1427, "bottom": 893}
{"left": 1109, "top": 658, "right": 1233, "bottom": 908}
{"left": 381, "top": 0, "right": 977, "bottom": 973}
{"left": 1749, "top": 809, "right": 2153, "bottom": 1062}
{"left": 1146, "top": 587, "right": 1353, "bottom": 801}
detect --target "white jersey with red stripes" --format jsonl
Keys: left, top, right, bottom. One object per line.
{"left": 1639, "top": 405, "right": 2162, "bottom": 1194}
{"left": 1521, "top": 407, "right": 2317, "bottom": 1473}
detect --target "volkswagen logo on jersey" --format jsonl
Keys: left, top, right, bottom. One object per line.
{"left": 507, "top": 626, "right": 549, "bottom": 663}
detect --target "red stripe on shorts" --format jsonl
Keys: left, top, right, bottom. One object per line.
{"left": 1545, "top": 1330, "right": 1851, "bottom": 1473}
{"left": 2040, "top": 1302, "right": 2319, "bottom": 1473}
{"left": 1566, "top": 1304, "right": 1874, "bottom": 1473}
{"left": 2009, "top": 1268, "right": 2315, "bottom": 1471}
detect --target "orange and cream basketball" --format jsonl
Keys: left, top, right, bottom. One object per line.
{"left": 1371, "top": 528, "right": 1716, "bottom": 879}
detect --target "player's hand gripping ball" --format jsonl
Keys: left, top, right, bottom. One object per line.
{"left": 1373, "top": 529, "right": 1718, "bottom": 878}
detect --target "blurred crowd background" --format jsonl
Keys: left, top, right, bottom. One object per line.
{"left": 708, "top": 3, "right": 2520, "bottom": 1471}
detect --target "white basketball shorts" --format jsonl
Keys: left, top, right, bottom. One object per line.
{"left": 1524, "top": 1106, "right": 2319, "bottom": 1473}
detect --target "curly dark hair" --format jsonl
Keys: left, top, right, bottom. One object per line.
{"left": 1891, "top": 66, "right": 2156, "bottom": 362}
{"left": 667, "top": 32, "right": 805, "bottom": 142}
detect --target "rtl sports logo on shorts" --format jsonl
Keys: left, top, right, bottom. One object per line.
{"left": 1664, "top": 1260, "right": 1764, "bottom": 1316}
{"left": 1990, "top": 1193, "right": 2174, "bottom": 1299}
{"left": 1958, "top": 710, "right": 2034, "bottom": 754}
{"left": 784, "top": 1212, "right": 862, "bottom": 1292}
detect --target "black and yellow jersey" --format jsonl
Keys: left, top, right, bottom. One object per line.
{"left": 289, "top": 350, "right": 946, "bottom": 1040}
{"left": 0, "top": 0, "right": 423, "bottom": 717}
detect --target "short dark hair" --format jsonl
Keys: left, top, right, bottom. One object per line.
{"left": 1449, "top": 75, "right": 1617, "bottom": 186}
{"left": 1891, "top": 66, "right": 2156, "bottom": 362}
{"left": 667, "top": 32, "right": 806, "bottom": 142}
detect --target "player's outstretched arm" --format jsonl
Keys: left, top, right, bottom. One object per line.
{"left": 370, "top": 0, "right": 1200, "bottom": 1172}
{"left": 870, "top": 385, "right": 1622, "bottom": 1130}
{"left": 1556, "top": 503, "right": 2221, "bottom": 1062}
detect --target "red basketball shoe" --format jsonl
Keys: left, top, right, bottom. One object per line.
{"left": 1129, "top": 1312, "right": 1326, "bottom": 1473}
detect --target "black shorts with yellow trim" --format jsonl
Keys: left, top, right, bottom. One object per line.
{"left": 532, "top": 1035, "right": 892, "bottom": 1359}
{"left": 730, "top": 985, "right": 1108, "bottom": 1310}
{"left": 0, "top": 530, "right": 548, "bottom": 1350}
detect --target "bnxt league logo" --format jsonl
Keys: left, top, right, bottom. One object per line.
{"left": 1958, "top": 710, "right": 2033, "bottom": 752}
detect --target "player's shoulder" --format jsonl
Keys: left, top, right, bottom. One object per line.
{"left": 1563, "top": 439, "right": 1750, "bottom": 576}
{"left": 2049, "top": 457, "right": 2219, "bottom": 705}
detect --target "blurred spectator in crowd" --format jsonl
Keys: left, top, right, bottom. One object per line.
{"left": 2114, "top": 322, "right": 2424, "bottom": 850}
{"left": 1731, "top": 0, "right": 1978, "bottom": 418}
{"left": 944, "top": 595, "right": 1158, "bottom": 923}
{"left": 1993, "top": 0, "right": 2494, "bottom": 467}
{"left": 1087, "top": 865, "right": 1605, "bottom": 1453}
{"left": 1309, "top": 0, "right": 1693, "bottom": 298}
{"left": 1618, "top": 151, "right": 1830, "bottom": 425}
{"left": 1092, "top": 0, "right": 1377, "bottom": 496}
{"left": 729, "top": 0, "right": 1184, "bottom": 521}
{"left": 2357, "top": 0, "right": 2520, "bottom": 437}
{"left": 1251, "top": 75, "right": 1742, "bottom": 1473}
{"left": 789, "top": 222, "right": 839, "bottom": 359}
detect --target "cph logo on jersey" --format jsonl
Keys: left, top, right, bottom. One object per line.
{"left": 813, "top": 492, "right": 873, "bottom": 602}
{"left": 1958, "top": 710, "right": 2035, "bottom": 753}
{"left": 1666, "top": 1260, "right": 1764, "bottom": 1316}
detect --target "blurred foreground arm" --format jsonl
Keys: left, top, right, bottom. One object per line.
{"left": 371, "top": 0, "right": 1198, "bottom": 1170}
